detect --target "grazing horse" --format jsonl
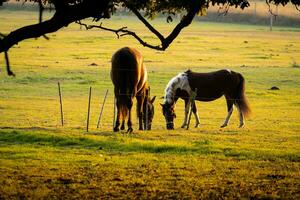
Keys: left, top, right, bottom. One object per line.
{"left": 161, "top": 69, "right": 251, "bottom": 130}
{"left": 111, "top": 47, "right": 156, "bottom": 132}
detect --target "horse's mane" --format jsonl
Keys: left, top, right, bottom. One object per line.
{"left": 185, "top": 69, "right": 192, "bottom": 74}
{"left": 164, "top": 71, "right": 191, "bottom": 104}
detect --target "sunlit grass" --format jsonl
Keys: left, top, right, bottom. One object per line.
{"left": 0, "top": 9, "right": 300, "bottom": 199}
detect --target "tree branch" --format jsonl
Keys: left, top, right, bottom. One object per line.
{"left": 218, "top": 3, "right": 230, "bottom": 16}
{"left": 0, "top": 15, "right": 66, "bottom": 52}
{"left": 0, "top": 0, "right": 110, "bottom": 75}
{"left": 0, "top": 0, "right": 110, "bottom": 53}
{"left": 76, "top": 21, "right": 126, "bottom": 39}
{"left": 38, "top": 0, "right": 50, "bottom": 40}
{"left": 126, "top": 5, "right": 165, "bottom": 42}
{"left": 125, "top": 1, "right": 202, "bottom": 50}
{"left": 38, "top": 0, "right": 44, "bottom": 24}
{"left": 266, "top": 0, "right": 278, "bottom": 19}
{"left": 76, "top": 21, "right": 162, "bottom": 50}
{"left": 51, "top": 0, "right": 67, "bottom": 11}
{"left": 76, "top": 1, "right": 202, "bottom": 51}
{"left": 162, "top": 2, "right": 202, "bottom": 49}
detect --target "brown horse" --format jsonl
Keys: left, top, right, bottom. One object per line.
{"left": 111, "top": 47, "right": 156, "bottom": 132}
{"left": 161, "top": 69, "right": 251, "bottom": 129}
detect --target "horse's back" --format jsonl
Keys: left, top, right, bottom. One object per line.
{"left": 186, "top": 69, "right": 240, "bottom": 101}
{"left": 111, "top": 47, "right": 147, "bottom": 95}
{"left": 111, "top": 47, "right": 141, "bottom": 81}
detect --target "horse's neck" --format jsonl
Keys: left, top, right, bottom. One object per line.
{"left": 164, "top": 73, "right": 191, "bottom": 104}
{"left": 164, "top": 89, "right": 180, "bottom": 105}
{"left": 164, "top": 92, "right": 175, "bottom": 105}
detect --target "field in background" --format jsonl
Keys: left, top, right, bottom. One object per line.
{"left": 199, "top": 0, "right": 300, "bottom": 26}
{"left": 1, "top": 0, "right": 300, "bottom": 27}
{"left": 0, "top": 7, "right": 300, "bottom": 199}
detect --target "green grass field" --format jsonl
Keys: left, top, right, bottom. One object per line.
{"left": 0, "top": 9, "right": 300, "bottom": 199}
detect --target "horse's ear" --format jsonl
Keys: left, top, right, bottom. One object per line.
{"left": 150, "top": 96, "right": 156, "bottom": 103}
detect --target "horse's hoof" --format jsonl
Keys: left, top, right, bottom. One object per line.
{"left": 181, "top": 125, "right": 186, "bottom": 128}
{"left": 113, "top": 127, "right": 119, "bottom": 132}
{"left": 239, "top": 124, "right": 245, "bottom": 128}
{"left": 120, "top": 125, "right": 125, "bottom": 130}
{"left": 220, "top": 124, "right": 227, "bottom": 128}
{"left": 127, "top": 127, "right": 133, "bottom": 133}
{"left": 195, "top": 123, "right": 200, "bottom": 128}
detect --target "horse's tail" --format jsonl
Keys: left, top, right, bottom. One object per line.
{"left": 116, "top": 91, "right": 129, "bottom": 121}
{"left": 235, "top": 73, "right": 251, "bottom": 118}
{"left": 119, "top": 103, "right": 128, "bottom": 121}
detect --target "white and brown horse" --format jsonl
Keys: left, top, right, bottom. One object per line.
{"left": 111, "top": 47, "right": 156, "bottom": 132}
{"left": 161, "top": 69, "right": 251, "bottom": 129}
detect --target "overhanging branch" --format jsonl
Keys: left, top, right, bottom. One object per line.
{"left": 38, "top": 0, "right": 50, "bottom": 40}
{"left": 76, "top": 21, "right": 162, "bottom": 50}
{"left": 0, "top": 0, "right": 110, "bottom": 75}
{"left": 218, "top": 3, "right": 230, "bottom": 16}
{"left": 127, "top": 6, "right": 165, "bottom": 42}
{"left": 162, "top": 2, "right": 202, "bottom": 49}
{"left": 266, "top": 0, "right": 278, "bottom": 19}
{"left": 0, "top": 0, "right": 110, "bottom": 53}
{"left": 129, "top": 1, "right": 202, "bottom": 49}
{"left": 78, "top": 1, "right": 202, "bottom": 51}
{"left": 76, "top": 21, "right": 126, "bottom": 39}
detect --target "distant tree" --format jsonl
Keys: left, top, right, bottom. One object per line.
{"left": 0, "top": 0, "right": 299, "bottom": 75}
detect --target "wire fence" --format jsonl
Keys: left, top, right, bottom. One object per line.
{"left": 0, "top": 83, "right": 250, "bottom": 131}
{"left": 0, "top": 67, "right": 293, "bottom": 131}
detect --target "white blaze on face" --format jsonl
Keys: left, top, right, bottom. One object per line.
{"left": 164, "top": 72, "right": 192, "bottom": 104}
{"left": 226, "top": 69, "right": 231, "bottom": 73}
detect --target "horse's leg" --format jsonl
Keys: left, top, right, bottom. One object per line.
{"left": 181, "top": 98, "right": 190, "bottom": 128}
{"left": 127, "top": 99, "right": 134, "bottom": 133}
{"left": 120, "top": 120, "right": 125, "bottom": 130}
{"left": 136, "top": 94, "right": 144, "bottom": 130}
{"left": 221, "top": 96, "right": 234, "bottom": 128}
{"left": 192, "top": 101, "right": 200, "bottom": 128}
{"left": 114, "top": 99, "right": 121, "bottom": 132}
{"left": 235, "top": 102, "right": 245, "bottom": 128}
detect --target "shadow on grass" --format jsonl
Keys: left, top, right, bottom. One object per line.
{"left": 0, "top": 129, "right": 200, "bottom": 154}
{"left": 0, "top": 129, "right": 298, "bottom": 162}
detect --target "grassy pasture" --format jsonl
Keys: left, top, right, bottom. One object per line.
{"left": 0, "top": 9, "right": 300, "bottom": 199}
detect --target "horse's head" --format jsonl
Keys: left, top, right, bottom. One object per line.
{"left": 161, "top": 102, "right": 176, "bottom": 130}
{"left": 143, "top": 96, "right": 156, "bottom": 130}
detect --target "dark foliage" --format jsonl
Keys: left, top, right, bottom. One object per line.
{"left": 0, "top": 0, "right": 299, "bottom": 75}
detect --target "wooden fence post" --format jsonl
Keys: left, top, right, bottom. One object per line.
{"left": 86, "top": 86, "right": 92, "bottom": 132}
{"left": 57, "top": 82, "right": 64, "bottom": 126}
{"left": 97, "top": 89, "right": 109, "bottom": 128}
